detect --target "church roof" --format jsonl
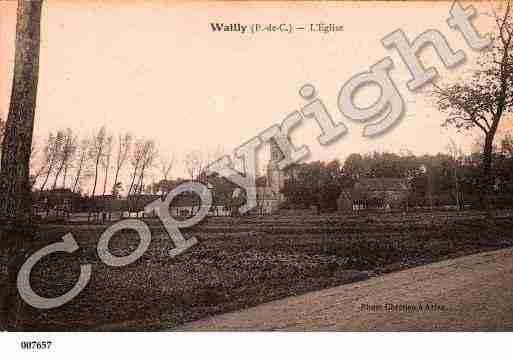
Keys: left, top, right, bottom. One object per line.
{"left": 338, "top": 178, "right": 410, "bottom": 202}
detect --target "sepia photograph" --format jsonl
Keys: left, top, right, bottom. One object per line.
{"left": 0, "top": 0, "right": 512, "bottom": 357}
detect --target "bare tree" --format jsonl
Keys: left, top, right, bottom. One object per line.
{"left": 61, "top": 130, "right": 77, "bottom": 189}
{"left": 112, "top": 133, "right": 132, "bottom": 196}
{"left": 107, "top": 133, "right": 131, "bottom": 220}
{"left": 0, "top": 0, "right": 44, "bottom": 329}
{"left": 127, "top": 139, "right": 146, "bottom": 197}
{"left": 183, "top": 150, "right": 206, "bottom": 215}
{"left": 159, "top": 153, "right": 175, "bottom": 181}
{"left": 126, "top": 140, "right": 156, "bottom": 217}
{"left": 50, "top": 130, "right": 65, "bottom": 190}
{"left": 97, "top": 135, "right": 113, "bottom": 222}
{"left": 136, "top": 140, "right": 157, "bottom": 194}
{"left": 29, "top": 136, "right": 45, "bottom": 188}
{"left": 184, "top": 150, "right": 206, "bottom": 181}
{"left": 51, "top": 128, "right": 76, "bottom": 190}
{"left": 183, "top": 147, "right": 223, "bottom": 214}
{"left": 39, "top": 131, "right": 62, "bottom": 191}
{"left": 89, "top": 126, "right": 107, "bottom": 197}
{"left": 71, "top": 138, "right": 90, "bottom": 194}
{"left": 158, "top": 149, "right": 175, "bottom": 194}
{"left": 101, "top": 135, "right": 113, "bottom": 196}
{"left": 88, "top": 126, "right": 107, "bottom": 221}
{"left": 433, "top": 1, "right": 513, "bottom": 215}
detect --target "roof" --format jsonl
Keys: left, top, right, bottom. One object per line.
{"left": 355, "top": 178, "right": 409, "bottom": 191}
{"left": 338, "top": 177, "right": 410, "bottom": 202}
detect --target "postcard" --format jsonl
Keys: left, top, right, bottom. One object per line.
{"left": 0, "top": 0, "right": 512, "bottom": 357}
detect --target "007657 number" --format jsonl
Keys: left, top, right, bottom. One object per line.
{"left": 20, "top": 341, "right": 53, "bottom": 350}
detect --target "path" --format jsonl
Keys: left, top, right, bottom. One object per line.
{"left": 179, "top": 248, "right": 513, "bottom": 330}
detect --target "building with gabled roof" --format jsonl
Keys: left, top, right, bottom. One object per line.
{"left": 337, "top": 177, "right": 410, "bottom": 212}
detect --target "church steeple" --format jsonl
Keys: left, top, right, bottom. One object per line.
{"left": 267, "top": 136, "right": 289, "bottom": 202}
{"left": 269, "top": 137, "right": 285, "bottom": 162}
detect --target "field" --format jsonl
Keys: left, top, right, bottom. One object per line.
{"left": 16, "top": 210, "right": 513, "bottom": 331}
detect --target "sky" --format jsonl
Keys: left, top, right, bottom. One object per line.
{"left": 0, "top": 0, "right": 510, "bottom": 193}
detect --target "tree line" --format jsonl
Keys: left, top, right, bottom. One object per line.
{"left": 29, "top": 127, "right": 160, "bottom": 198}
{"left": 281, "top": 137, "right": 513, "bottom": 212}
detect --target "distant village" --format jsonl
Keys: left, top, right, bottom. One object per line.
{"left": 29, "top": 127, "right": 513, "bottom": 223}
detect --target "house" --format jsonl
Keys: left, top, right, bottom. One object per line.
{"left": 34, "top": 189, "right": 82, "bottom": 217}
{"left": 337, "top": 177, "right": 410, "bottom": 212}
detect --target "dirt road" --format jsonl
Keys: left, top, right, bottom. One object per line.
{"left": 179, "top": 248, "right": 513, "bottom": 331}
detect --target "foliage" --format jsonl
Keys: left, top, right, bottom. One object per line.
{"left": 432, "top": 1, "right": 513, "bottom": 213}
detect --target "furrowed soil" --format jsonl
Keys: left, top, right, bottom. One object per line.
{"left": 15, "top": 210, "right": 513, "bottom": 331}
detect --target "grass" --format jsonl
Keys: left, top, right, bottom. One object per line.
{"left": 15, "top": 209, "right": 513, "bottom": 331}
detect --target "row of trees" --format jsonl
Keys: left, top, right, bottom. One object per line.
{"left": 27, "top": 127, "right": 222, "bottom": 200}
{"left": 22, "top": 126, "right": 231, "bottom": 220}
{"left": 30, "top": 127, "right": 160, "bottom": 198}
{"left": 282, "top": 137, "right": 513, "bottom": 212}
{"left": 30, "top": 128, "right": 513, "bottom": 215}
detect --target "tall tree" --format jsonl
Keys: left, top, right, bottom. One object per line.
{"left": 89, "top": 126, "right": 107, "bottom": 198}
{"left": 184, "top": 150, "right": 205, "bottom": 181}
{"left": 183, "top": 147, "right": 223, "bottom": 182}
{"left": 71, "top": 138, "right": 90, "bottom": 193}
{"left": 88, "top": 126, "right": 107, "bottom": 221}
{"left": 136, "top": 140, "right": 157, "bottom": 196}
{"left": 39, "top": 131, "right": 61, "bottom": 191}
{"left": 0, "top": 0, "right": 44, "bottom": 328}
{"left": 127, "top": 139, "right": 145, "bottom": 197}
{"left": 159, "top": 156, "right": 174, "bottom": 182}
{"left": 101, "top": 135, "right": 113, "bottom": 196}
{"left": 128, "top": 140, "right": 156, "bottom": 217}
{"left": 433, "top": 1, "right": 513, "bottom": 215}
{"left": 29, "top": 136, "right": 48, "bottom": 189}
{"left": 50, "top": 130, "right": 65, "bottom": 189}
{"left": 158, "top": 150, "right": 175, "bottom": 194}
{"left": 112, "top": 133, "right": 132, "bottom": 195}
{"left": 61, "top": 129, "right": 77, "bottom": 189}
{"left": 51, "top": 129, "right": 76, "bottom": 190}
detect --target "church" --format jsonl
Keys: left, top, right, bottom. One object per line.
{"left": 254, "top": 136, "right": 295, "bottom": 214}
